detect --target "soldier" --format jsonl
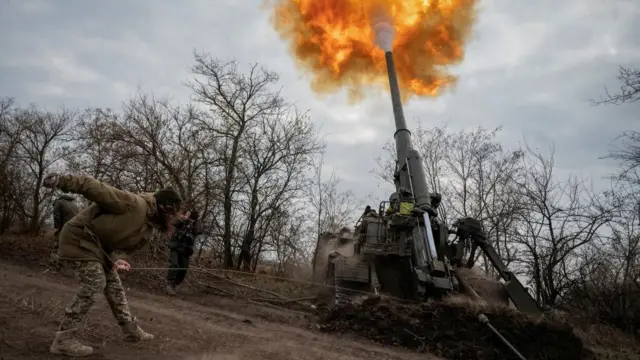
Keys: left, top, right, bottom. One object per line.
{"left": 166, "top": 209, "right": 204, "bottom": 295}
{"left": 385, "top": 191, "right": 415, "bottom": 215}
{"left": 41, "top": 173, "right": 183, "bottom": 357}
{"left": 386, "top": 192, "right": 399, "bottom": 214}
{"left": 362, "top": 205, "right": 378, "bottom": 217}
{"left": 49, "top": 195, "right": 79, "bottom": 271}
{"left": 53, "top": 195, "right": 80, "bottom": 232}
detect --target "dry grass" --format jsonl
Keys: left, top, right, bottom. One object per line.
{"left": 443, "top": 284, "right": 639, "bottom": 357}
{"left": 543, "top": 309, "right": 639, "bottom": 356}
{"left": 0, "top": 232, "right": 56, "bottom": 266}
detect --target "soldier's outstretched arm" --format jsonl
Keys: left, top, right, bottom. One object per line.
{"left": 55, "top": 175, "right": 136, "bottom": 215}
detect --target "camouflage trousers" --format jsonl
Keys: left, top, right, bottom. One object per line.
{"left": 58, "top": 261, "right": 134, "bottom": 331}
{"left": 47, "top": 232, "right": 61, "bottom": 270}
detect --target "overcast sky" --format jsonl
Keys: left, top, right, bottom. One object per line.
{"left": 1, "top": 0, "right": 638, "bottom": 203}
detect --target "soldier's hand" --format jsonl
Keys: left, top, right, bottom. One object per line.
{"left": 42, "top": 173, "right": 60, "bottom": 188}
{"left": 113, "top": 259, "right": 131, "bottom": 272}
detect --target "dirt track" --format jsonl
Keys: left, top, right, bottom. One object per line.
{"left": 0, "top": 261, "right": 437, "bottom": 360}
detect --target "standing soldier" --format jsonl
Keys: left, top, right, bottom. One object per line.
{"left": 166, "top": 209, "right": 204, "bottom": 295}
{"left": 41, "top": 173, "right": 183, "bottom": 357}
{"left": 49, "top": 195, "right": 79, "bottom": 271}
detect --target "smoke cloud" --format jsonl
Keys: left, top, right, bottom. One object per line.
{"left": 371, "top": 11, "right": 395, "bottom": 52}
{"left": 267, "top": 0, "right": 479, "bottom": 102}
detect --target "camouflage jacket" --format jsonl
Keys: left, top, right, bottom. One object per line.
{"left": 54, "top": 175, "right": 159, "bottom": 268}
{"left": 53, "top": 195, "right": 79, "bottom": 230}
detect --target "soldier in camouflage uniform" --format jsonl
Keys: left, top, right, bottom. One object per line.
{"left": 166, "top": 209, "right": 204, "bottom": 295}
{"left": 41, "top": 173, "right": 183, "bottom": 357}
{"left": 49, "top": 195, "right": 79, "bottom": 270}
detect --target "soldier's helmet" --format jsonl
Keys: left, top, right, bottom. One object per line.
{"left": 154, "top": 187, "right": 182, "bottom": 211}
{"left": 389, "top": 192, "right": 399, "bottom": 203}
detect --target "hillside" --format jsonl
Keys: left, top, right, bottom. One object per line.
{"left": 1, "top": 234, "right": 638, "bottom": 360}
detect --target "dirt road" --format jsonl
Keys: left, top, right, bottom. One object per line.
{"left": 0, "top": 261, "right": 435, "bottom": 360}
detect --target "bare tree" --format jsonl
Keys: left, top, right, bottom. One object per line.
{"left": 188, "top": 51, "right": 288, "bottom": 268}
{"left": 606, "top": 192, "right": 640, "bottom": 292}
{"left": 595, "top": 66, "right": 640, "bottom": 189}
{"left": 309, "top": 153, "right": 360, "bottom": 236}
{"left": 512, "top": 145, "right": 614, "bottom": 306}
{"left": 566, "top": 188, "right": 640, "bottom": 333}
{"left": 267, "top": 208, "right": 309, "bottom": 276}
{"left": 308, "top": 152, "right": 361, "bottom": 278}
{"left": 235, "top": 108, "right": 323, "bottom": 270}
{"left": 593, "top": 66, "right": 640, "bottom": 106}
{"left": 113, "top": 93, "right": 208, "bottom": 196}
{"left": 0, "top": 98, "right": 30, "bottom": 232}
{"left": 604, "top": 131, "right": 640, "bottom": 189}
{"left": 5, "top": 105, "right": 76, "bottom": 233}
{"left": 443, "top": 127, "right": 526, "bottom": 275}
{"left": 67, "top": 108, "right": 123, "bottom": 183}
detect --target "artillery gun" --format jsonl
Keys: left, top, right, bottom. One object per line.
{"left": 316, "top": 51, "right": 542, "bottom": 317}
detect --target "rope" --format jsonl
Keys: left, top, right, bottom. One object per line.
{"left": 124, "top": 264, "right": 420, "bottom": 304}
{"left": 91, "top": 237, "right": 416, "bottom": 304}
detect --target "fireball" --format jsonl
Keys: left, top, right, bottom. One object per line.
{"left": 267, "top": 0, "right": 478, "bottom": 102}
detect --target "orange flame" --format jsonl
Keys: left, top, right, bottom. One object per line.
{"left": 267, "top": 0, "right": 478, "bottom": 103}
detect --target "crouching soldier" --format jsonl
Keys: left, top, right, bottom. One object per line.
{"left": 166, "top": 209, "right": 204, "bottom": 295}
{"left": 49, "top": 195, "right": 79, "bottom": 271}
{"left": 41, "top": 173, "right": 183, "bottom": 357}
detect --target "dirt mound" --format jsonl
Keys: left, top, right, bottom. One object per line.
{"left": 317, "top": 297, "right": 593, "bottom": 360}
{"left": 455, "top": 267, "right": 510, "bottom": 306}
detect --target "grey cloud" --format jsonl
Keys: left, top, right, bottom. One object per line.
{"left": 0, "top": 0, "right": 639, "bottom": 203}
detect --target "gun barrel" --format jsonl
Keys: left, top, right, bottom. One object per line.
{"left": 384, "top": 50, "right": 448, "bottom": 289}
{"left": 384, "top": 50, "right": 432, "bottom": 210}
{"left": 384, "top": 51, "right": 412, "bottom": 166}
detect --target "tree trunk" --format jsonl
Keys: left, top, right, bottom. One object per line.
{"left": 237, "top": 225, "right": 255, "bottom": 271}
{"left": 237, "top": 185, "right": 259, "bottom": 271}
{"left": 29, "top": 183, "right": 42, "bottom": 235}
{"left": 222, "top": 137, "right": 242, "bottom": 269}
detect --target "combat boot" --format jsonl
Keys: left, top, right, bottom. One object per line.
{"left": 45, "top": 253, "right": 60, "bottom": 273}
{"left": 50, "top": 328, "right": 93, "bottom": 357}
{"left": 165, "top": 283, "right": 176, "bottom": 296}
{"left": 121, "top": 321, "right": 154, "bottom": 342}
